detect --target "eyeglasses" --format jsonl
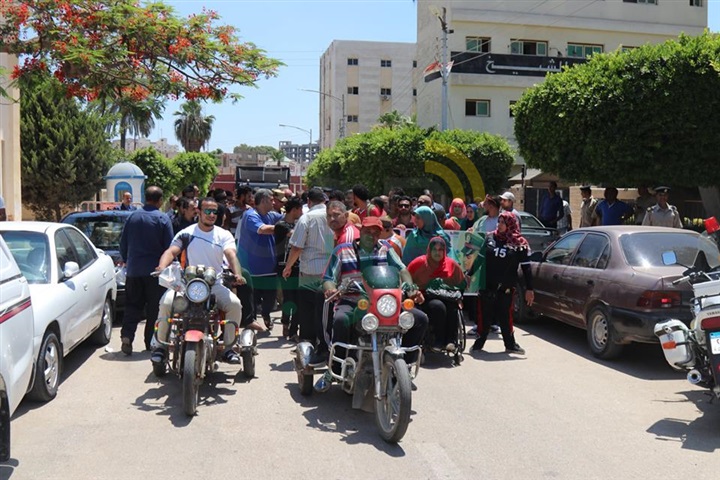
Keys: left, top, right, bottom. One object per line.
{"left": 203, "top": 209, "right": 218, "bottom": 215}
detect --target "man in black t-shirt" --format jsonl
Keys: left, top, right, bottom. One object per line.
{"left": 274, "top": 198, "right": 303, "bottom": 339}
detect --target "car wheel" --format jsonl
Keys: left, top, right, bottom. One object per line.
{"left": 27, "top": 331, "right": 62, "bottom": 402}
{"left": 586, "top": 306, "right": 623, "bottom": 360}
{"left": 90, "top": 297, "right": 113, "bottom": 346}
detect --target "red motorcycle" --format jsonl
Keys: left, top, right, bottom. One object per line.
{"left": 293, "top": 265, "right": 420, "bottom": 443}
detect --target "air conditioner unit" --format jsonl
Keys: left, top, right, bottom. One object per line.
{"left": 380, "top": 95, "right": 390, "bottom": 101}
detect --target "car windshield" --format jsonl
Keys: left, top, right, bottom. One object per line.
{"left": 0, "top": 231, "right": 51, "bottom": 284}
{"left": 64, "top": 215, "right": 127, "bottom": 250}
{"left": 620, "top": 232, "right": 720, "bottom": 269}
{"left": 362, "top": 265, "right": 401, "bottom": 289}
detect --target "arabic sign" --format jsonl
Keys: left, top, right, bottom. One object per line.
{"left": 450, "top": 52, "right": 587, "bottom": 78}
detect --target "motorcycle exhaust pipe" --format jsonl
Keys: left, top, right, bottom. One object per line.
{"left": 687, "top": 369, "right": 703, "bottom": 385}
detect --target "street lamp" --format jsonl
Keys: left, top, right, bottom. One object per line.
{"left": 300, "top": 88, "right": 346, "bottom": 143}
{"left": 279, "top": 124, "right": 313, "bottom": 162}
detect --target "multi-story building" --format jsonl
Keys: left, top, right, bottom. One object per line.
{"left": 112, "top": 137, "right": 180, "bottom": 158}
{"left": 319, "top": 40, "right": 417, "bottom": 149}
{"left": 279, "top": 140, "right": 319, "bottom": 163}
{"left": 416, "top": 0, "right": 707, "bottom": 156}
{"left": 0, "top": 53, "right": 20, "bottom": 220}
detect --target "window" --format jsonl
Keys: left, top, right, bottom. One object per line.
{"left": 509, "top": 100, "right": 517, "bottom": 118}
{"left": 623, "top": 0, "right": 657, "bottom": 3}
{"left": 347, "top": 86, "right": 359, "bottom": 95}
{"left": 413, "top": 89, "right": 417, "bottom": 97}
{"left": 64, "top": 228, "right": 97, "bottom": 269}
{"left": 690, "top": 0, "right": 702, "bottom": 6}
{"left": 380, "top": 88, "right": 392, "bottom": 96}
{"left": 466, "top": 36, "right": 491, "bottom": 53}
{"left": 347, "top": 115, "right": 358, "bottom": 123}
{"left": 545, "top": 233, "right": 583, "bottom": 265}
{"left": 567, "top": 43, "right": 603, "bottom": 58}
{"left": 571, "top": 234, "right": 610, "bottom": 269}
{"left": 381, "top": 59, "right": 392, "bottom": 67}
{"left": 413, "top": 60, "right": 417, "bottom": 68}
{"left": 347, "top": 58, "right": 358, "bottom": 66}
{"left": 465, "top": 99, "right": 490, "bottom": 117}
{"left": 510, "top": 40, "right": 547, "bottom": 56}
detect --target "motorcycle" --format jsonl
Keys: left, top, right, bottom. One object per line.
{"left": 153, "top": 262, "right": 257, "bottom": 416}
{"left": 293, "top": 265, "right": 420, "bottom": 443}
{"left": 654, "top": 249, "right": 720, "bottom": 402}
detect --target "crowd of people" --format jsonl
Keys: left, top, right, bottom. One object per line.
{"left": 115, "top": 180, "right": 686, "bottom": 372}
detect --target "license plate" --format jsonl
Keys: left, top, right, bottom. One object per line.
{"left": 711, "top": 332, "right": 720, "bottom": 355}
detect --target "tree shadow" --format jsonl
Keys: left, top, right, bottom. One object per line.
{"left": 284, "top": 383, "right": 408, "bottom": 455}
{"left": 518, "top": 317, "right": 681, "bottom": 380}
{"left": 646, "top": 389, "right": 720, "bottom": 452}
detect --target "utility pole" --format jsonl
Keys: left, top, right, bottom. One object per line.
{"left": 438, "top": 7, "right": 453, "bottom": 131}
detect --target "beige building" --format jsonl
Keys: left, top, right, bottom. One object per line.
{"left": 416, "top": 0, "right": 707, "bottom": 153}
{"left": 112, "top": 137, "right": 179, "bottom": 158}
{"left": 0, "top": 53, "right": 20, "bottom": 220}
{"left": 319, "top": 40, "right": 417, "bottom": 149}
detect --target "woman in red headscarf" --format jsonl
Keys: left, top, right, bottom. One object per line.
{"left": 471, "top": 211, "right": 534, "bottom": 355}
{"left": 407, "top": 236, "right": 466, "bottom": 352}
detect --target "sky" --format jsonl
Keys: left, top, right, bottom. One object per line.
{"left": 151, "top": 0, "right": 720, "bottom": 153}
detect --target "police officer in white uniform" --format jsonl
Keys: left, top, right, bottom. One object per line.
{"left": 641, "top": 187, "right": 683, "bottom": 228}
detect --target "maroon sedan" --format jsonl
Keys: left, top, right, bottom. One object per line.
{"left": 515, "top": 226, "right": 720, "bottom": 359}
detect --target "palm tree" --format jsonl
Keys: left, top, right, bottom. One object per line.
{"left": 173, "top": 101, "right": 215, "bottom": 152}
{"left": 92, "top": 94, "right": 165, "bottom": 151}
{"left": 376, "top": 110, "right": 414, "bottom": 130}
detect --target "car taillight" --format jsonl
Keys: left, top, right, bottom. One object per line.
{"left": 637, "top": 291, "right": 681, "bottom": 309}
{"left": 700, "top": 316, "right": 720, "bottom": 330}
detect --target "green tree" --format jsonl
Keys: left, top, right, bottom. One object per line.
{"left": 513, "top": 32, "right": 720, "bottom": 187}
{"left": 174, "top": 101, "right": 215, "bottom": 152}
{"left": 376, "top": 110, "right": 414, "bottom": 129}
{"left": 20, "top": 73, "right": 117, "bottom": 221}
{"left": 173, "top": 152, "right": 219, "bottom": 195}
{"left": 128, "top": 148, "right": 181, "bottom": 197}
{"left": 307, "top": 126, "right": 513, "bottom": 197}
{"left": 93, "top": 94, "right": 166, "bottom": 150}
{"left": 232, "top": 144, "right": 277, "bottom": 155}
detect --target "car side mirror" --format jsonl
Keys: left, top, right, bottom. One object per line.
{"left": 63, "top": 261, "right": 80, "bottom": 279}
{"left": 529, "top": 251, "right": 543, "bottom": 262}
{"left": 661, "top": 251, "right": 677, "bottom": 266}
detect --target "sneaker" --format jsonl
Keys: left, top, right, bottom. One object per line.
{"left": 445, "top": 342, "right": 457, "bottom": 353}
{"left": 263, "top": 315, "right": 274, "bottom": 331}
{"left": 490, "top": 325, "right": 502, "bottom": 334}
{"left": 505, "top": 344, "right": 526, "bottom": 355}
{"left": 224, "top": 349, "right": 241, "bottom": 364}
{"left": 308, "top": 350, "right": 328, "bottom": 367}
{"left": 468, "top": 326, "right": 478, "bottom": 336}
{"left": 150, "top": 348, "right": 166, "bottom": 364}
{"left": 314, "top": 371, "right": 332, "bottom": 393}
{"left": 471, "top": 338, "right": 485, "bottom": 352}
{"left": 121, "top": 337, "right": 133, "bottom": 356}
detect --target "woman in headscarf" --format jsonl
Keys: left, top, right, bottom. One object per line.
{"left": 448, "top": 198, "right": 468, "bottom": 230}
{"left": 402, "top": 206, "right": 451, "bottom": 264}
{"left": 465, "top": 203, "right": 478, "bottom": 230}
{"left": 407, "top": 237, "right": 466, "bottom": 352}
{"left": 471, "top": 211, "right": 535, "bottom": 355}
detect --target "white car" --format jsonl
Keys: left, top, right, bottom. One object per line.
{"left": 0, "top": 235, "right": 34, "bottom": 461}
{"left": 0, "top": 222, "right": 116, "bottom": 403}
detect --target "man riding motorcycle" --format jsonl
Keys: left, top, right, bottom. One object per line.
{"left": 319, "top": 216, "right": 428, "bottom": 370}
{"left": 152, "top": 197, "right": 246, "bottom": 364}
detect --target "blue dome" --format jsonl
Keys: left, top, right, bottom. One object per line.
{"left": 106, "top": 162, "right": 146, "bottom": 179}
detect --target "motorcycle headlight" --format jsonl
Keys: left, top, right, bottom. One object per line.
{"left": 186, "top": 279, "right": 210, "bottom": 303}
{"left": 361, "top": 314, "right": 379, "bottom": 332}
{"left": 399, "top": 311, "right": 414, "bottom": 330}
{"left": 376, "top": 294, "right": 398, "bottom": 318}
{"left": 172, "top": 295, "right": 189, "bottom": 313}
{"left": 184, "top": 265, "right": 197, "bottom": 280}
{"left": 203, "top": 267, "right": 217, "bottom": 286}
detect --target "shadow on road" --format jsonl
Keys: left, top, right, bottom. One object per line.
{"left": 646, "top": 390, "right": 720, "bottom": 452}
{"left": 518, "top": 317, "right": 682, "bottom": 381}
{"left": 284, "top": 383, "right": 408, "bottom": 455}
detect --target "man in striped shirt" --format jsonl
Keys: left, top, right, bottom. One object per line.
{"left": 316, "top": 217, "right": 428, "bottom": 370}
{"left": 327, "top": 200, "right": 360, "bottom": 246}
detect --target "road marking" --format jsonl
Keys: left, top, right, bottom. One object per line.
{"left": 415, "top": 442, "right": 463, "bottom": 479}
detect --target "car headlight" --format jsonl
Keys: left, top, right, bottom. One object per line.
{"left": 399, "top": 311, "right": 414, "bottom": 330}
{"left": 361, "top": 314, "right": 379, "bottom": 332}
{"left": 376, "top": 294, "right": 398, "bottom": 318}
{"left": 172, "top": 295, "right": 189, "bottom": 313}
{"left": 186, "top": 279, "right": 210, "bottom": 303}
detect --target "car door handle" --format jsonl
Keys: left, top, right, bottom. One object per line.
{"left": 103, "top": 271, "right": 107, "bottom": 278}
{"left": 83, "top": 283, "right": 89, "bottom": 291}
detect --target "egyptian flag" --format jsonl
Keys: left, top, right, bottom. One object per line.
{"left": 423, "top": 60, "right": 453, "bottom": 83}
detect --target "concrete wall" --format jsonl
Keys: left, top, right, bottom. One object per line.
{"left": 0, "top": 53, "right": 21, "bottom": 220}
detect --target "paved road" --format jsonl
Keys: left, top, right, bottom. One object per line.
{"left": 3, "top": 315, "right": 720, "bottom": 480}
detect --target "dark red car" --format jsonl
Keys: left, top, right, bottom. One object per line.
{"left": 515, "top": 226, "right": 720, "bottom": 359}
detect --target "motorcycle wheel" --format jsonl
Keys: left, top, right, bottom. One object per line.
{"left": 182, "top": 343, "right": 200, "bottom": 416}
{"left": 375, "top": 357, "right": 412, "bottom": 443}
{"left": 242, "top": 350, "right": 255, "bottom": 379}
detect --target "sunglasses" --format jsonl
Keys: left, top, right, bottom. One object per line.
{"left": 203, "top": 209, "right": 218, "bottom": 215}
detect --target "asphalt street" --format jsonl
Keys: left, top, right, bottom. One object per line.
{"left": 3, "top": 315, "right": 720, "bottom": 480}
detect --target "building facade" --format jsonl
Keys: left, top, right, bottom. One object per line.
{"left": 0, "top": 53, "right": 20, "bottom": 220}
{"left": 111, "top": 137, "right": 180, "bottom": 158}
{"left": 416, "top": 0, "right": 707, "bottom": 151}
{"left": 319, "top": 40, "right": 417, "bottom": 149}
{"left": 279, "top": 140, "right": 319, "bottom": 163}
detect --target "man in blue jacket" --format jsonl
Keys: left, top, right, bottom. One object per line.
{"left": 119, "top": 186, "right": 173, "bottom": 354}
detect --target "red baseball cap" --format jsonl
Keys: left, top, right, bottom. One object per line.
{"left": 361, "top": 217, "right": 383, "bottom": 230}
